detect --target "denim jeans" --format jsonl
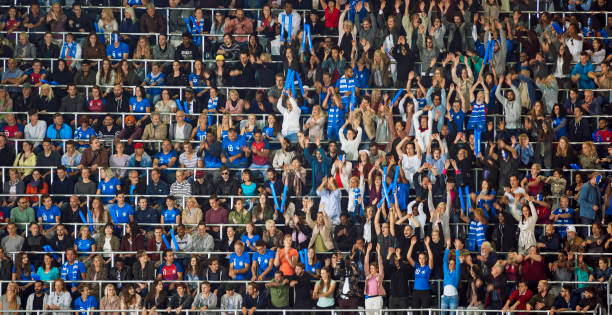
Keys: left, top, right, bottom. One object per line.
{"left": 441, "top": 295, "right": 458, "bottom": 315}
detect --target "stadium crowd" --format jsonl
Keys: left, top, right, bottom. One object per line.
{"left": 0, "top": 0, "right": 611, "bottom": 314}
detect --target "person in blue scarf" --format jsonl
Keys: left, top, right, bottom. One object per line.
{"left": 60, "top": 248, "right": 86, "bottom": 294}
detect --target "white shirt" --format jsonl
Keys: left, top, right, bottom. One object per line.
{"left": 565, "top": 37, "right": 583, "bottom": 63}
{"left": 277, "top": 10, "right": 301, "bottom": 38}
{"left": 276, "top": 96, "right": 301, "bottom": 136}
{"left": 339, "top": 126, "right": 362, "bottom": 161}
{"left": 174, "top": 123, "right": 186, "bottom": 140}
{"left": 25, "top": 120, "right": 47, "bottom": 147}
{"left": 401, "top": 153, "right": 421, "bottom": 185}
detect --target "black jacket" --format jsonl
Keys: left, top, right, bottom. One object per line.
{"left": 120, "top": 179, "right": 147, "bottom": 195}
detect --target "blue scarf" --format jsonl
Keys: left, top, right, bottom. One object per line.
{"left": 60, "top": 41, "right": 77, "bottom": 59}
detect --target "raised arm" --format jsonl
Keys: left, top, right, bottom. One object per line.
{"left": 425, "top": 236, "right": 434, "bottom": 269}
{"left": 406, "top": 236, "right": 417, "bottom": 267}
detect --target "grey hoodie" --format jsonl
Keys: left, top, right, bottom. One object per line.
{"left": 495, "top": 83, "right": 521, "bottom": 129}
{"left": 487, "top": 29, "right": 507, "bottom": 76}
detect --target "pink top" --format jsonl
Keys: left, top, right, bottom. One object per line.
{"left": 365, "top": 275, "right": 380, "bottom": 296}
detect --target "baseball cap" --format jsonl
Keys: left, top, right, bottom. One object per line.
{"left": 566, "top": 225, "right": 576, "bottom": 233}
{"left": 134, "top": 143, "right": 143, "bottom": 149}
{"left": 195, "top": 171, "right": 204, "bottom": 179}
{"left": 215, "top": 55, "right": 225, "bottom": 61}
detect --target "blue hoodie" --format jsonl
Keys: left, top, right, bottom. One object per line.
{"left": 443, "top": 249, "right": 461, "bottom": 291}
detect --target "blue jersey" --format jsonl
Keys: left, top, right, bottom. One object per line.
{"left": 552, "top": 208, "right": 575, "bottom": 237}
{"left": 74, "top": 238, "right": 95, "bottom": 255}
{"left": 243, "top": 129, "right": 254, "bottom": 145}
{"left": 109, "top": 203, "right": 134, "bottom": 224}
{"left": 252, "top": 249, "right": 275, "bottom": 277}
{"left": 449, "top": 109, "right": 466, "bottom": 133}
{"left": 222, "top": 136, "right": 247, "bottom": 165}
{"left": 106, "top": 42, "right": 130, "bottom": 60}
{"left": 335, "top": 75, "right": 355, "bottom": 108}
{"left": 221, "top": 130, "right": 229, "bottom": 141}
{"left": 241, "top": 234, "right": 260, "bottom": 251}
{"left": 189, "top": 73, "right": 206, "bottom": 93}
{"left": 229, "top": 252, "right": 251, "bottom": 280}
{"left": 97, "top": 177, "right": 120, "bottom": 204}
{"left": 466, "top": 101, "right": 486, "bottom": 131}
{"left": 129, "top": 97, "right": 151, "bottom": 119}
{"left": 60, "top": 260, "right": 86, "bottom": 287}
{"left": 414, "top": 265, "right": 432, "bottom": 290}
{"left": 73, "top": 126, "right": 96, "bottom": 148}
{"left": 37, "top": 205, "right": 61, "bottom": 230}
{"left": 262, "top": 126, "right": 274, "bottom": 140}
{"left": 154, "top": 151, "right": 178, "bottom": 167}
{"left": 305, "top": 260, "right": 321, "bottom": 275}
{"left": 162, "top": 208, "right": 181, "bottom": 224}
{"left": 145, "top": 72, "right": 165, "bottom": 96}
{"left": 195, "top": 128, "right": 207, "bottom": 141}
{"left": 353, "top": 67, "right": 370, "bottom": 89}
{"left": 74, "top": 296, "right": 98, "bottom": 315}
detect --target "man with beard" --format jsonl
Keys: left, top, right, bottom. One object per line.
{"left": 59, "top": 84, "right": 85, "bottom": 126}
{"left": 25, "top": 281, "right": 48, "bottom": 314}
{"left": 106, "top": 84, "right": 131, "bottom": 121}
{"left": 224, "top": 9, "right": 253, "bottom": 46}
{"left": 526, "top": 280, "right": 556, "bottom": 311}
{"left": 289, "top": 263, "right": 313, "bottom": 314}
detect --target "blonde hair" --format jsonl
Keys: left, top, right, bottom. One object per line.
{"left": 124, "top": 7, "right": 137, "bottom": 23}
{"left": 104, "top": 283, "right": 116, "bottom": 297}
{"left": 5, "top": 282, "right": 18, "bottom": 310}
{"left": 101, "top": 8, "right": 115, "bottom": 21}
{"left": 265, "top": 219, "right": 275, "bottom": 230}
{"left": 40, "top": 84, "right": 54, "bottom": 102}
{"left": 229, "top": 89, "right": 240, "bottom": 99}
{"left": 583, "top": 141, "right": 597, "bottom": 159}
{"left": 101, "top": 167, "right": 114, "bottom": 180}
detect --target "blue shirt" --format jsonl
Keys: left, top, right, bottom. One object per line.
{"left": 189, "top": 73, "right": 206, "bottom": 93}
{"left": 60, "top": 260, "right": 86, "bottom": 287}
{"left": 335, "top": 75, "right": 355, "bottom": 108}
{"left": 552, "top": 207, "right": 574, "bottom": 238}
{"left": 73, "top": 126, "right": 96, "bottom": 148}
{"left": 241, "top": 234, "right": 260, "bottom": 251}
{"left": 145, "top": 72, "right": 165, "bottom": 95}
{"left": 252, "top": 249, "right": 275, "bottom": 277}
{"left": 154, "top": 150, "right": 178, "bottom": 167}
{"left": 570, "top": 61, "right": 596, "bottom": 89}
{"left": 74, "top": 295, "right": 98, "bottom": 315}
{"left": 106, "top": 42, "right": 130, "bottom": 60}
{"left": 129, "top": 97, "right": 151, "bottom": 119}
{"left": 46, "top": 123, "right": 72, "bottom": 140}
{"left": 37, "top": 205, "right": 61, "bottom": 230}
{"left": 414, "top": 264, "right": 432, "bottom": 290}
{"left": 229, "top": 252, "right": 251, "bottom": 280}
{"left": 109, "top": 203, "right": 134, "bottom": 224}
{"left": 162, "top": 208, "right": 181, "bottom": 224}
{"left": 449, "top": 109, "right": 466, "bottom": 133}
{"left": 97, "top": 177, "right": 121, "bottom": 204}
{"left": 74, "top": 238, "right": 95, "bottom": 255}
{"left": 222, "top": 136, "right": 247, "bottom": 165}
{"left": 353, "top": 67, "right": 370, "bottom": 89}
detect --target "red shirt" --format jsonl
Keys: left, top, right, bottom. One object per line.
{"left": 3, "top": 124, "right": 22, "bottom": 138}
{"left": 324, "top": 7, "right": 340, "bottom": 28}
{"left": 88, "top": 98, "right": 104, "bottom": 112}
{"left": 508, "top": 289, "right": 533, "bottom": 311}
{"left": 251, "top": 141, "right": 269, "bottom": 166}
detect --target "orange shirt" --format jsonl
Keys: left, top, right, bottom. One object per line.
{"left": 278, "top": 248, "right": 298, "bottom": 276}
